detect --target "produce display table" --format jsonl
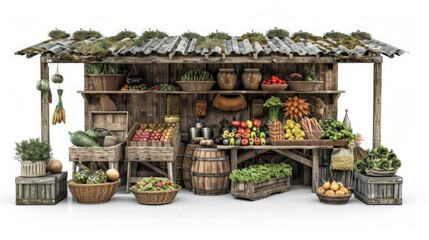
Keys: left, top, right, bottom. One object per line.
{"left": 217, "top": 145, "right": 342, "bottom": 192}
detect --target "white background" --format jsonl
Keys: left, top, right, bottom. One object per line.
{"left": 1, "top": 0, "right": 428, "bottom": 239}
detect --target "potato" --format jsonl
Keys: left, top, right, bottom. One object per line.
{"left": 340, "top": 187, "right": 349, "bottom": 194}
{"left": 335, "top": 190, "right": 346, "bottom": 196}
{"left": 325, "top": 190, "right": 335, "bottom": 195}
{"left": 317, "top": 187, "right": 325, "bottom": 194}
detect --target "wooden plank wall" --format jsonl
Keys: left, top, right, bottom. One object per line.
{"left": 83, "top": 63, "right": 339, "bottom": 180}
{"left": 83, "top": 63, "right": 338, "bottom": 133}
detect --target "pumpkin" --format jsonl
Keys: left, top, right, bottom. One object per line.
{"left": 36, "top": 79, "right": 50, "bottom": 91}
{"left": 48, "top": 159, "right": 63, "bottom": 174}
{"left": 51, "top": 73, "right": 64, "bottom": 84}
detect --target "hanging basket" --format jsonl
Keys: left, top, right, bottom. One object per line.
{"left": 213, "top": 94, "right": 247, "bottom": 112}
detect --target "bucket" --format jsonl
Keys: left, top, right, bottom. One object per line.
{"left": 189, "top": 127, "right": 201, "bottom": 143}
{"left": 191, "top": 148, "right": 230, "bottom": 196}
{"left": 202, "top": 127, "right": 212, "bottom": 140}
{"left": 182, "top": 144, "right": 200, "bottom": 190}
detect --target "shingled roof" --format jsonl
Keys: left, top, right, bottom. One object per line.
{"left": 15, "top": 32, "right": 405, "bottom": 62}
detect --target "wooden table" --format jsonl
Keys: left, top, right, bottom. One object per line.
{"left": 217, "top": 145, "right": 337, "bottom": 192}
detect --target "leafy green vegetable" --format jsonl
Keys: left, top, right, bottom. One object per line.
{"left": 354, "top": 146, "right": 401, "bottom": 173}
{"left": 130, "top": 177, "right": 177, "bottom": 191}
{"left": 263, "top": 96, "right": 283, "bottom": 121}
{"left": 229, "top": 163, "right": 292, "bottom": 183}
{"left": 319, "top": 119, "right": 355, "bottom": 143}
{"left": 304, "top": 65, "right": 317, "bottom": 81}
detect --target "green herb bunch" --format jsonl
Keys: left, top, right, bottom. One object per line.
{"left": 15, "top": 138, "right": 52, "bottom": 162}
{"left": 229, "top": 163, "right": 293, "bottom": 183}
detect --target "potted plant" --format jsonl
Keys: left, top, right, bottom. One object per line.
{"left": 15, "top": 138, "right": 52, "bottom": 177}
{"left": 85, "top": 63, "right": 125, "bottom": 91}
{"left": 229, "top": 163, "right": 293, "bottom": 201}
{"left": 130, "top": 177, "right": 181, "bottom": 205}
{"left": 288, "top": 65, "right": 324, "bottom": 91}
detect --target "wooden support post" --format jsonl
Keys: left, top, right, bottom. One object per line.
{"left": 312, "top": 149, "right": 319, "bottom": 193}
{"left": 40, "top": 62, "right": 49, "bottom": 143}
{"left": 167, "top": 161, "right": 174, "bottom": 182}
{"left": 373, "top": 63, "right": 382, "bottom": 148}
{"left": 230, "top": 148, "right": 238, "bottom": 170}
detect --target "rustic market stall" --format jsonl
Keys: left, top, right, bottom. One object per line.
{"left": 15, "top": 28, "right": 405, "bottom": 204}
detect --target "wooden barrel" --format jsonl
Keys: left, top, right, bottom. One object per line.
{"left": 191, "top": 148, "right": 230, "bottom": 196}
{"left": 160, "top": 143, "right": 185, "bottom": 186}
{"left": 183, "top": 144, "right": 200, "bottom": 190}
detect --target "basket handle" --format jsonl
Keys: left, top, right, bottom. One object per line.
{"left": 94, "top": 127, "right": 116, "bottom": 138}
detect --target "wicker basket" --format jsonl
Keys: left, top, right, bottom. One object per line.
{"left": 288, "top": 81, "right": 323, "bottom": 91}
{"left": 364, "top": 168, "right": 398, "bottom": 177}
{"left": 316, "top": 191, "right": 352, "bottom": 205}
{"left": 68, "top": 180, "right": 120, "bottom": 204}
{"left": 132, "top": 185, "right": 181, "bottom": 205}
{"left": 88, "top": 74, "right": 125, "bottom": 91}
{"left": 261, "top": 83, "right": 288, "bottom": 92}
{"left": 175, "top": 81, "right": 215, "bottom": 92}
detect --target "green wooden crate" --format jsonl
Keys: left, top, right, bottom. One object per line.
{"left": 16, "top": 172, "right": 68, "bottom": 205}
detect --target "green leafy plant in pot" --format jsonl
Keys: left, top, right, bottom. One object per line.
{"left": 15, "top": 138, "right": 52, "bottom": 177}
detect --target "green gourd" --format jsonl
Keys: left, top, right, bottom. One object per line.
{"left": 36, "top": 79, "right": 50, "bottom": 91}
{"left": 85, "top": 127, "right": 101, "bottom": 142}
{"left": 69, "top": 131, "right": 101, "bottom": 147}
{"left": 51, "top": 73, "right": 64, "bottom": 84}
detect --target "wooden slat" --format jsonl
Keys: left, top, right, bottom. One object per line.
{"left": 272, "top": 149, "right": 312, "bottom": 167}
{"left": 237, "top": 149, "right": 270, "bottom": 164}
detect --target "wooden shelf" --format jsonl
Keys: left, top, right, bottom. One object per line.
{"left": 77, "top": 90, "right": 345, "bottom": 94}
{"left": 77, "top": 90, "right": 344, "bottom": 104}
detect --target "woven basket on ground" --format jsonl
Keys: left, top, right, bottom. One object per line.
{"left": 132, "top": 185, "right": 181, "bottom": 205}
{"left": 175, "top": 81, "right": 215, "bottom": 92}
{"left": 316, "top": 191, "right": 352, "bottom": 205}
{"left": 68, "top": 179, "right": 120, "bottom": 204}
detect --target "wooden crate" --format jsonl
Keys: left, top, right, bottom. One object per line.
{"left": 69, "top": 111, "right": 128, "bottom": 162}
{"left": 16, "top": 172, "right": 67, "bottom": 205}
{"left": 231, "top": 177, "right": 290, "bottom": 201}
{"left": 354, "top": 172, "right": 403, "bottom": 205}
{"left": 126, "top": 123, "right": 180, "bottom": 161}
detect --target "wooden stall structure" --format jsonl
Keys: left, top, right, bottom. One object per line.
{"left": 15, "top": 31, "right": 405, "bottom": 191}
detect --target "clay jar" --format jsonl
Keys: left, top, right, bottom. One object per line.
{"left": 242, "top": 68, "right": 262, "bottom": 90}
{"left": 217, "top": 68, "right": 238, "bottom": 90}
